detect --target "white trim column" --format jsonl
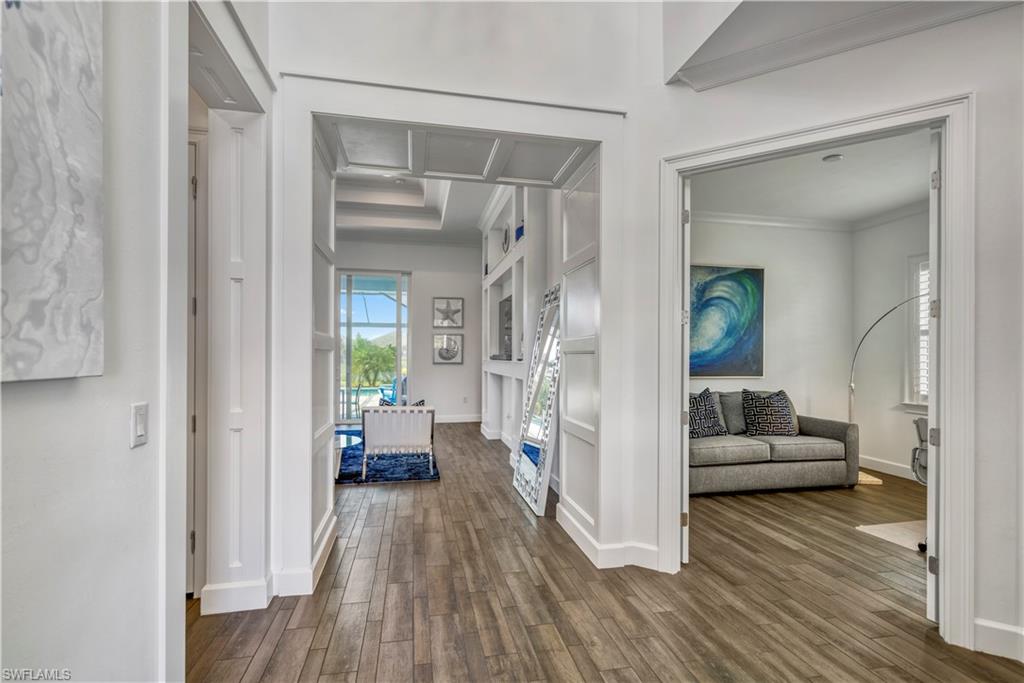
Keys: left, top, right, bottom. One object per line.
{"left": 201, "top": 109, "right": 271, "bottom": 614}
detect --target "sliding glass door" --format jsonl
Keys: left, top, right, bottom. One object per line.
{"left": 337, "top": 271, "right": 410, "bottom": 422}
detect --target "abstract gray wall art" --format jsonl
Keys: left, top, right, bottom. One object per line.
{"left": 2, "top": 1, "right": 104, "bottom": 381}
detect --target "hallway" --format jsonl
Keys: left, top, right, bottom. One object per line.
{"left": 186, "top": 424, "right": 1024, "bottom": 682}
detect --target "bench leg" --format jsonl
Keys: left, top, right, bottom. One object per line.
{"left": 362, "top": 454, "right": 368, "bottom": 481}
{"left": 429, "top": 453, "right": 434, "bottom": 475}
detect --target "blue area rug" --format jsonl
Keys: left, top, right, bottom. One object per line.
{"left": 334, "top": 427, "right": 440, "bottom": 485}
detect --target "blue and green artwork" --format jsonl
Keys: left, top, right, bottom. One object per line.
{"left": 690, "top": 265, "right": 764, "bottom": 377}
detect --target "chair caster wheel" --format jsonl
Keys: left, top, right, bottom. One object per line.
{"left": 917, "top": 541, "right": 927, "bottom": 553}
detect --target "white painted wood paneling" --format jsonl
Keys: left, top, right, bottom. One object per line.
{"left": 202, "top": 109, "right": 269, "bottom": 613}
{"left": 557, "top": 153, "right": 601, "bottom": 546}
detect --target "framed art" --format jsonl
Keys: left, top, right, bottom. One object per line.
{"left": 433, "top": 334, "right": 464, "bottom": 364}
{"left": 690, "top": 265, "right": 764, "bottom": 377}
{"left": 433, "top": 297, "right": 464, "bottom": 328}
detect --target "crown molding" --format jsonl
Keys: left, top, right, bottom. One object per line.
{"left": 676, "top": 2, "right": 1015, "bottom": 91}
{"left": 691, "top": 210, "right": 851, "bottom": 232}
{"left": 852, "top": 199, "right": 929, "bottom": 232}
{"left": 693, "top": 200, "right": 929, "bottom": 234}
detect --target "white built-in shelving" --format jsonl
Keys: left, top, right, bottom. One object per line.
{"left": 479, "top": 184, "right": 549, "bottom": 448}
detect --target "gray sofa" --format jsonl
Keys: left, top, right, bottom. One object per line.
{"left": 690, "top": 390, "right": 859, "bottom": 495}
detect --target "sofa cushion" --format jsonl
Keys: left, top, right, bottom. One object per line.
{"left": 688, "top": 389, "right": 727, "bottom": 438}
{"left": 717, "top": 391, "right": 747, "bottom": 435}
{"left": 751, "top": 435, "right": 845, "bottom": 462}
{"left": 690, "top": 435, "right": 771, "bottom": 467}
{"left": 743, "top": 389, "right": 799, "bottom": 436}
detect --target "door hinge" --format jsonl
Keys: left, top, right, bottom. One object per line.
{"left": 190, "top": 530, "right": 196, "bottom": 555}
{"left": 682, "top": 309, "right": 690, "bottom": 326}
{"left": 191, "top": 296, "right": 198, "bottom": 316}
{"left": 931, "top": 170, "right": 941, "bottom": 190}
{"left": 928, "top": 555, "right": 938, "bottom": 576}
{"left": 929, "top": 427, "right": 940, "bottom": 447}
{"left": 191, "top": 414, "right": 196, "bottom": 434}
{"left": 929, "top": 299, "right": 940, "bottom": 319}
{"left": 681, "top": 209, "right": 690, "bottom": 225}
{"left": 680, "top": 512, "right": 689, "bottom": 528}
{"left": 681, "top": 410, "right": 689, "bottom": 426}
{"left": 191, "top": 175, "right": 198, "bottom": 199}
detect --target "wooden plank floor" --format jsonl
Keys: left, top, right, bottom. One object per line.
{"left": 187, "top": 423, "right": 1024, "bottom": 682}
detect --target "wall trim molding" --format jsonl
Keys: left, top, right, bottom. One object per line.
{"left": 860, "top": 457, "right": 915, "bottom": 481}
{"left": 659, "top": 93, "right": 977, "bottom": 647}
{"left": 274, "top": 567, "right": 314, "bottom": 597}
{"left": 279, "top": 71, "right": 628, "bottom": 118}
{"left": 311, "top": 513, "right": 337, "bottom": 591}
{"left": 480, "top": 424, "right": 501, "bottom": 440}
{"left": 974, "top": 618, "right": 1024, "bottom": 663}
{"left": 200, "top": 576, "right": 272, "bottom": 615}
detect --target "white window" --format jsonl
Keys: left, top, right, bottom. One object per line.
{"left": 907, "top": 255, "right": 930, "bottom": 405}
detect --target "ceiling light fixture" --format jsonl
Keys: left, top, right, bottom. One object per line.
{"left": 822, "top": 153, "right": 845, "bottom": 163}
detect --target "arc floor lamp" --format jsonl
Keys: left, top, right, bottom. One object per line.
{"left": 848, "top": 292, "right": 928, "bottom": 423}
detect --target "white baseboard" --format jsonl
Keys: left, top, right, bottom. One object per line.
{"left": 556, "top": 504, "right": 659, "bottom": 570}
{"left": 975, "top": 618, "right": 1024, "bottom": 663}
{"left": 860, "top": 455, "right": 915, "bottom": 480}
{"left": 549, "top": 471, "right": 560, "bottom": 495}
{"left": 274, "top": 566, "right": 313, "bottom": 597}
{"left": 200, "top": 576, "right": 272, "bottom": 614}
{"left": 501, "top": 432, "right": 515, "bottom": 449}
{"left": 311, "top": 513, "right": 338, "bottom": 590}
{"left": 436, "top": 414, "right": 481, "bottom": 424}
{"left": 480, "top": 424, "right": 501, "bottom": 440}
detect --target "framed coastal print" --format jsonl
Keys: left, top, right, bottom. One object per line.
{"left": 690, "top": 265, "right": 764, "bottom": 378}
{"left": 433, "top": 297, "right": 464, "bottom": 328}
{"left": 433, "top": 334, "right": 464, "bottom": 365}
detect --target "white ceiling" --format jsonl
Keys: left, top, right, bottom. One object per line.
{"left": 673, "top": 1, "right": 1012, "bottom": 90}
{"left": 691, "top": 127, "right": 931, "bottom": 229}
{"left": 316, "top": 114, "right": 597, "bottom": 245}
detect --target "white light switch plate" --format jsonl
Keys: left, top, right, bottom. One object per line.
{"left": 130, "top": 402, "right": 149, "bottom": 448}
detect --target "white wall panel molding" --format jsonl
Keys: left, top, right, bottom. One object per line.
{"left": 203, "top": 108, "right": 269, "bottom": 614}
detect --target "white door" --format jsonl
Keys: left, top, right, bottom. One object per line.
{"left": 680, "top": 177, "right": 692, "bottom": 563}
{"left": 559, "top": 152, "right": 600, "bottom": 540}
{"left": 926, "top": 129, "right": 941, "bottom": 622}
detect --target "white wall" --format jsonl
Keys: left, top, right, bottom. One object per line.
{"left": 690, "top": 221, "right": 853, "bottom": 418}
{"left": 335, "top": 239, "right": 482, "bottom": 422}
{"left": 1, "top": 3, "right": 188, "bottom": 679}
{"left": 852, "top": 211, "right": 929, "bottom": 476}
{"left": 268, "top": 1, "right": 1024, "bottom": 654}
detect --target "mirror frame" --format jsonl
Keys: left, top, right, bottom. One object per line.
{"left": 512, "top": 284, "right": 561, "bottom": 515}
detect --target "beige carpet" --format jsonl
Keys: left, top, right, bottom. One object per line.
{"left": 856, "top": 520, "right": 926, "bottom": 551}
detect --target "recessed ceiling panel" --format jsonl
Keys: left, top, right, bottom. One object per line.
{"left": 337, "top": 119, "right": 409, "bottom": 169}
{"left": 500, "top": 139, "right": 582, "bottom": 183}
{"left": 424, "top": 132, "right": 497, "bottom": 177}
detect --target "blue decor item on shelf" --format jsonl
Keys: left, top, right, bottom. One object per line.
{"left": 515, "top": 219, "right": 525, "bottom": 241}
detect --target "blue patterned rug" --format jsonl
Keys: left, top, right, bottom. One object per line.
{"left": 335, "top": 427, "right": 440, "bottom": 485}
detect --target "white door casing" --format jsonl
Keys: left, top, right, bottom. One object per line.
{"left": 926, "top": 128, "right": 941, "bottom": 623}
{"left": 659, "top": 95, "right": 975, "bottom": 647}
{"left": 201, "top": 109, "right": 270, "bottom": 614}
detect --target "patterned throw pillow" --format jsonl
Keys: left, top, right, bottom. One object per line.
{"left": 742, "top": 389, "right": 798, "bottom": 436}
{"left": 379, "top": 398, "right": 395, "bottom": 406}
{"left": 689, "top": 389, "right": 728, "bottom": 439}
{"left": 412, "top": 399, "right": 425, "bottom": 407}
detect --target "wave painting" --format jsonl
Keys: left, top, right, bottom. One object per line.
{"left": 690, "top": 265, "right": 764, "bottom": 377}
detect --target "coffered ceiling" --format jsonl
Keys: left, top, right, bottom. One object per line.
{"left": 315, "top": 114, "right": 598, "bottom": 187}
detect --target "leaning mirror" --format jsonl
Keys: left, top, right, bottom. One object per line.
{"left": 513, "top": 285, "right": 561, "bottom": 515}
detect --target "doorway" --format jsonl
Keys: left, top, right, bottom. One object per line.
{"left": 658, "top": 95, "right": 977, "bottom": 646}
